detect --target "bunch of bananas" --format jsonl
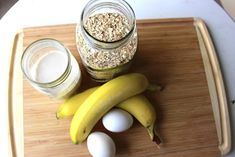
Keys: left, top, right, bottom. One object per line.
{"left": 56, "top": 73, "right": 161, "bottom": 145}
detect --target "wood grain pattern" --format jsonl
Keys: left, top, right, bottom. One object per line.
{"left": 21, "top": 18, "right": 221, "bottom": 157}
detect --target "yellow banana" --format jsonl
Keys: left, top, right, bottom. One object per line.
{"left": 70, "top": 73, "right": 149, "bottom": 144}
{"left": 117, "top": 95, "right": 161, "bottom": 144}
{"left": 56, "top": 87, "right": 99, "bottom": 119}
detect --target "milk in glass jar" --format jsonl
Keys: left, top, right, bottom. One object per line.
{"left": 21, "top": 39, "right": 81, "bottom": 99}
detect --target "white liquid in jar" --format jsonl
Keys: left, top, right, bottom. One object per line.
{"left": 32, "top": 51, "right": 68, "bottom": 83}
{"left": 30, "top": 50, "right": 81, "bottom": 99}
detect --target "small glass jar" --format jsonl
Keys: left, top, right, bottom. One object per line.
{"left": 21, "top": 39, "right": 81, "bottom": 99}
{"left": 76, "top": 0, "right": 138, "bottom": 82}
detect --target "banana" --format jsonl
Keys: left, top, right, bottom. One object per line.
{"left": 118, "top": 95, "right": 156, "bottom": 138}
{"left": 56, "top": 87, "right": 99, "bottom": 119}
{"left": 70, "top": 73, "right": 149, "bottom": 144}
{"left": 117, "top": 95, "right": 161, "bottom": 144}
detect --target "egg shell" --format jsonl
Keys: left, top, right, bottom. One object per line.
{"left": 87, "top": 132, "right": 116, "bottom": 157}
{"left": 102, "top": 108, "right": 133, "bottom": 133}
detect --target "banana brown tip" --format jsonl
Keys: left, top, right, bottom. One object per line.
{"left": 153, "top": 133, "right": 162, "bottom": 145}
{"left": 55, "top": 113, "right": 60, "bottom": 120}
{"left": 153, "top": 128, "right": 162, "bottom": 148}
{"left": 72, "top": 141, "right": 79, "bottom": 145}
{"left": 56, "top": 112, "right": 62, "bottom": 120}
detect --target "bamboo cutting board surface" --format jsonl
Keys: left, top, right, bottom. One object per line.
{"left": 8, "top": 18, "right": 231, "bottom": 157}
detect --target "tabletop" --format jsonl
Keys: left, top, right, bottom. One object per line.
{"left": 0, "top": 0, "right": 235, "bottom": 157}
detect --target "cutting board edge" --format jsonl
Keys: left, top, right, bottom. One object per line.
{"left": 8, "top": 30, "right": 24, "bottom": 157}
{"left": 193, "top": 17, "right": 231, "bottom": 155}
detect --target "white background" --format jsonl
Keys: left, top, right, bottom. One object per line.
{"left": 0, "top": 0, "right": 235, "bottom": 156}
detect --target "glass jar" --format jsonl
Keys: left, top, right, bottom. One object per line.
{"left": 21, "top": 39, "right": 81, "bottom": 99}
{"left": 76, "top": 0, "right": 138, "bottom": 82}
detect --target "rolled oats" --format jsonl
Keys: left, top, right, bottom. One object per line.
{"left": 77, "top": 13, "right": 137, "bottom": 70}
{"left": 84, "top": 13, "right": 131, "bottom": 42}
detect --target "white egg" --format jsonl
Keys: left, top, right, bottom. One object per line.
{"left": 87, "top": 132, "right": 116, "bottom": 157}
{"left": 102, "top": 108, "right": 133, "bottom": 132}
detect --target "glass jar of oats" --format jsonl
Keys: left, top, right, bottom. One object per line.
{"left": 76, "top": 0, "right": 138, "bottom": 82}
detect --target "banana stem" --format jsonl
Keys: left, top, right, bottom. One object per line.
{"left": 147, "top": 84, "right": 163, "bottom": 92}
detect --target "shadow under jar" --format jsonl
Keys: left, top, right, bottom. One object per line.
{"left": 76, "top": 0, "right": 138, "bottom": 82}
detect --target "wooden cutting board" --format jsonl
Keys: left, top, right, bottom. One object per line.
{"left": 8, "top": 18, "right": 231, "bottom": 157}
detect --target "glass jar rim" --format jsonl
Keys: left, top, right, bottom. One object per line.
{"left": 21, "top": 38, "right": 71, "bottom": 88}
{"left": 79, "top": 0, "right": 136, "bottom": 49}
